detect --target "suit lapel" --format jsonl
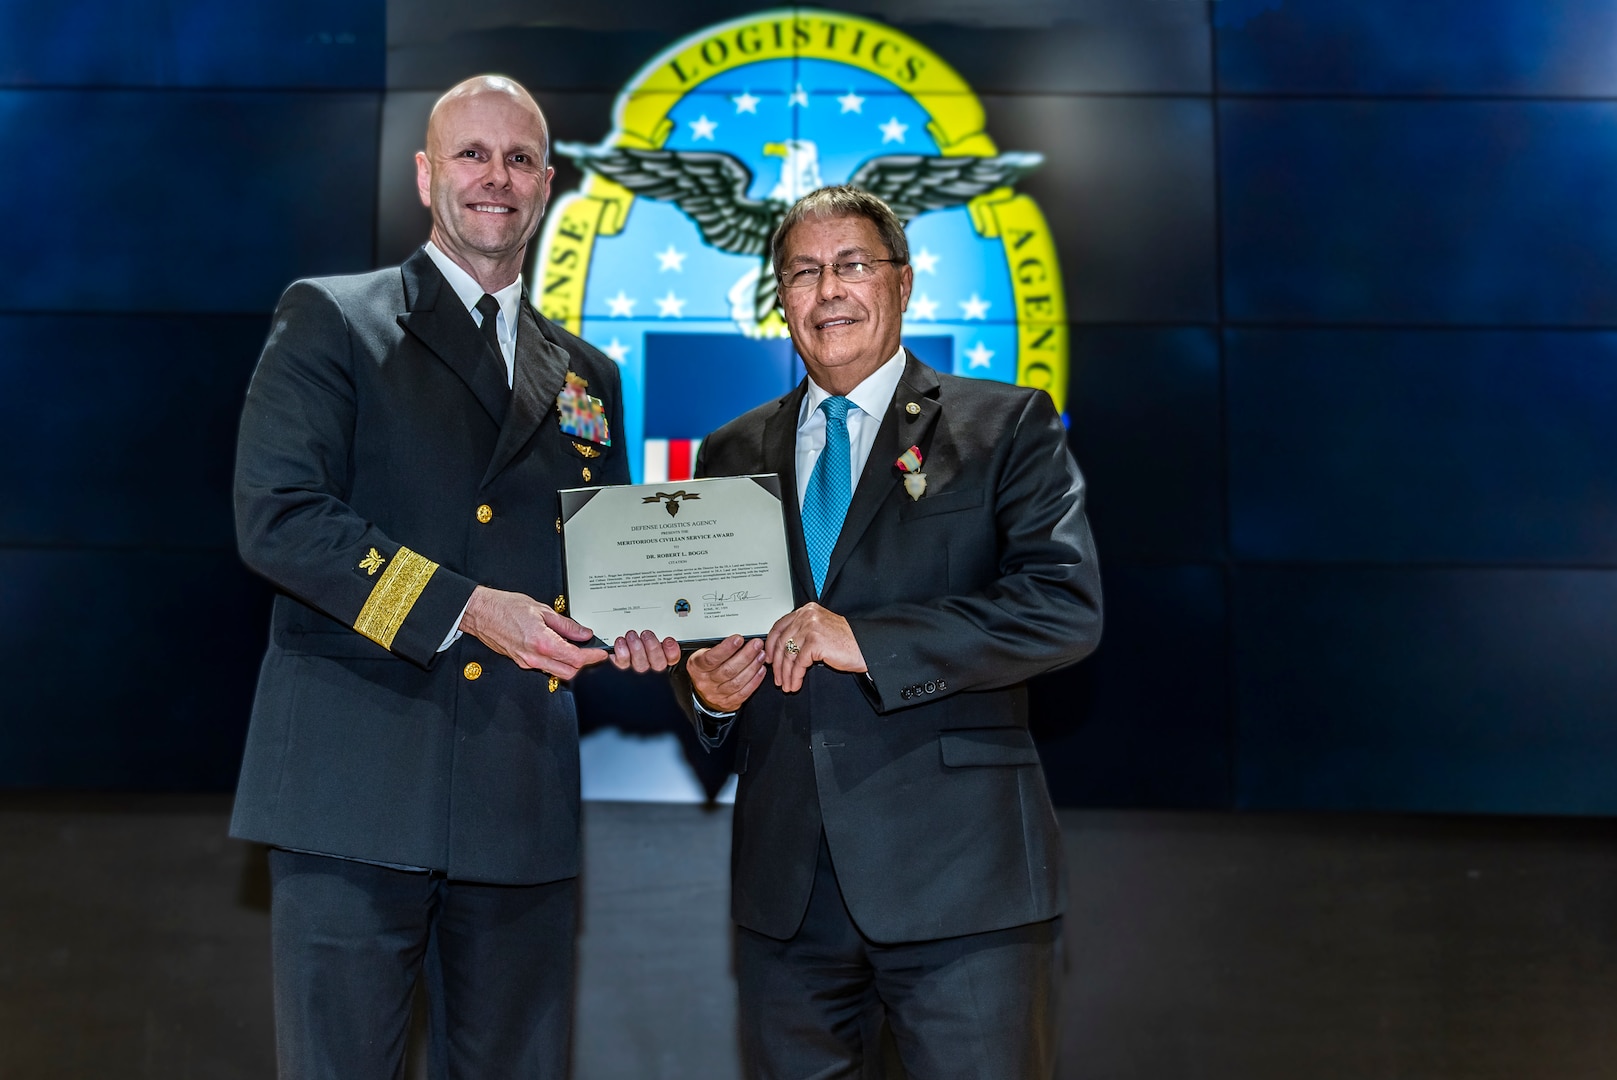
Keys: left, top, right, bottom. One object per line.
{"left": 395, "top": 248, "right": 510, "bottom": 428}
{"left": 762, "top": 382, "right": 816, "bottom": 603}
{"left": 481, "top": 303, "right": 571, "bottom": 488}
{"left": 822, "top": 352, "right": 941, "bottom": 597}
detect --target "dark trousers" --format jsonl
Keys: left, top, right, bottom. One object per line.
{"left": 736, "top": 836, "right": 1063, "bottom": 1080}
{"left": 268, "top": 848, "right": 577, "bottom": 1080}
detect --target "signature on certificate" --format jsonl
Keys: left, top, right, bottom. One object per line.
{"left": 704, "top": 589, "right": 765, "bottom": 603}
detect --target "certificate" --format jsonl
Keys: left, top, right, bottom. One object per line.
{"left": 558, "top": 474, "right": 795, "bottom": 645}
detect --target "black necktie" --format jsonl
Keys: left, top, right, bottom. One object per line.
{"left": 475, "top": 293, "right": 507, "bottom": 387}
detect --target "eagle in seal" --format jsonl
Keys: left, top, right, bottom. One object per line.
{"left": 554, "top": 138, "right": 1043, "bottom": 337}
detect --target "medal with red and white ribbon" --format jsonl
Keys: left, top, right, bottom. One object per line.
{"left": 895, "top": 445, "right": 926, "bottom": 501}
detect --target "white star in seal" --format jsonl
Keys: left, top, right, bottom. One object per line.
{"left": 912, "top": 247, "right": 940, "bottom": 274}
{"left": 965, "top": 342, "right": 995, "bottom": 369}
{"left": 605, "top": 291, "right": 636, "bottom": 317}
{"left": 837, "top": 90, "right": 865, "bottom": 114}
{"left": 603, "top": 338, "right": 631, "bottom": 363}
{"left": 908, "top": 294, "right": 939, "bottom": 320}
{"left": 959, "top": 293, "right": 991, "bottom": 320}
{"left": 656, "top": 245, "right": 687, "bottom": 272}
{"left": 879, "top": 116, "right": 908, "bottom": 144}
{"left": 732, "top": 91, "right": 760, "bottom": 114}
{"left": 689, "top": 114, "right": 718, "bottom": 140}
{"left": 656, "top": 291, "right": 687, "bottom": 318}
{"left": 789, "top": 83, "right": 810, "bottom": 108}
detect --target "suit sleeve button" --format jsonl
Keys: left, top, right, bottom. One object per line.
{"left": 463, "top": 662, "right": 482, "bottom": 681}
{"left": 925, "top": 681, "right": 936, "bottom": 694}
{"left": 476, "top": 504, "right": 493, "bottom": 524}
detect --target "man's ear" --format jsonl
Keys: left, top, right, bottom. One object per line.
{"left": 415, "top": 151, "right": 432, "bottom": 208}
{"left": 535, "top": 164, "right": 556, "bottom": 219}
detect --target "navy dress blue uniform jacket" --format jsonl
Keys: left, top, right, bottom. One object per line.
{"left": 230, "top": 247, "right": 625, "bottom": 885}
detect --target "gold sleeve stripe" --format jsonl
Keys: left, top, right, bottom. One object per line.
{"left": 353, "top": 546, "right": 439, "bottom": 650}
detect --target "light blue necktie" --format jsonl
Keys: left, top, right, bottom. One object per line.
{"left": 803, "top": 396, "right": 854, "bottom": 595}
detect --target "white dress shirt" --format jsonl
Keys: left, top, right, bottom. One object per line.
{"left": 794, "top": 347, "right": 907, "bottom": 508}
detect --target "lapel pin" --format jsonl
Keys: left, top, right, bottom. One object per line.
{"left": 895, "top": 445, "right": 926, "bottom": 501}
{"left": 904, "top": 401, "right": 921, "bottom": 416}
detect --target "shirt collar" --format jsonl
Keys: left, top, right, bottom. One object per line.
{"left": 800, "top": 346, "right": 908, "bottom": 427}
{"left": 424, "top": 242, "right": 523, "bottom": 332}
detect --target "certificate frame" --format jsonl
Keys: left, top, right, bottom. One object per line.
{"left": 558, "top": 474, "right": 796, "bottom": 646}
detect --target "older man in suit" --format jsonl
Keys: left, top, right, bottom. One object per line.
{"left": 231, "top": 75, "right": 677, "bottom": 1079}
{"left": 684, "top": 186, "right": 1103, "bottom": 1079}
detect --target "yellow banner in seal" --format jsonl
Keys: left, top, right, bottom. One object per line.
{"left": 536, "top": 6, "right": 1069, "bottom": 413}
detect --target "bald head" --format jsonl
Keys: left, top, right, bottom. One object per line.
{"left": 426, "top": 76, "right": 549, "bottom": 164}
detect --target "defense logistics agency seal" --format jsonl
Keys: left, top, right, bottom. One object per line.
{"left": 536, "top": 8, "right": 1068, "bottom": 482}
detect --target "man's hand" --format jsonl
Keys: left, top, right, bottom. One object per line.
{"left": 609, "top": 630, "right": 682, "bottom": 674}
{"left": 460, "top": 585, "right": 610, "bottom": 680}
{"left": 765, "top": 603, "right": 866, "bottom": 694}
{"left": 688, "top": 634, "right": 767, "bottom": 713}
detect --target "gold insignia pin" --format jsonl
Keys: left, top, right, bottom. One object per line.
{"left": 359, "top": 548, "right": 386, "bottom": 575}
{"left": 565, "top": 370, "right": 589, "bottom": 390}
{"left": 582, "top": 466, "right": 592, "bottom": 482}
{"left": 905, "top": 402, "right": 921, "bottom": 416}
{"left": 573, "top": 442, "right": 601, "bottom": 459}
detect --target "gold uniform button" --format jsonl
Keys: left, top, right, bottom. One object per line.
{"left": 476, "top": 504, "right": 493, "bottom": 524}
{"left": 463, "top": 662, "right": 482, "bottom": 681}
{"left": 548, "top": 675, "right": 560, "bottom": 693}
{"left": 553, "top": 595, "right": 566, "bottom": 614}
{"left": 555, "top": 517, "right": 562, "bottom": 533}
{"left": 582, "top": 466, "right": 592, "bottom": 483}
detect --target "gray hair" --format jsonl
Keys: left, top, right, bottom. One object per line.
{"left": 769, "top": 185, "right": 910, "bottom": 276}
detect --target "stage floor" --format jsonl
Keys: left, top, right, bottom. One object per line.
{"left": 2, "top": 797, "right": 1614, "bottom": 1078}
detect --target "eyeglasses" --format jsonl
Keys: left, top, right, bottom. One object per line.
{"left": 777, "top": 259, "right": 904, "bottom": 289}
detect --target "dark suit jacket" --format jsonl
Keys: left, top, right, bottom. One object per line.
{"left": 230, "top": 247, "right": 626, "bottom": 885}
{"left": 686, "top": 352, "right": 1102, "bottom": 944}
